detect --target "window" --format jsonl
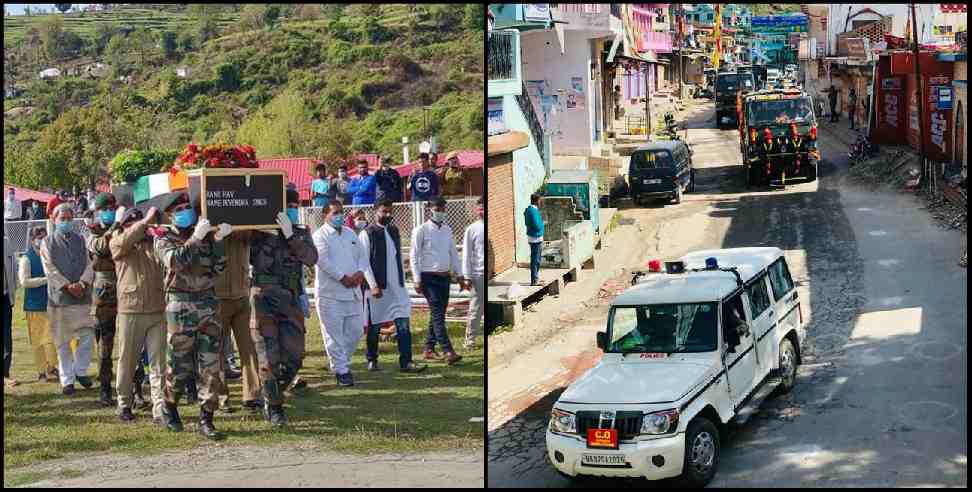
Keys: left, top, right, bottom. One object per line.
{"left": 767, "top": 258, "right": 794, "bottom": 301}
{"left": 721, "top": 292, "right": 748, "bottom": 346}
{"left": 607, "top": 303, "right": 718, "bottom": 353}
{"left": 746, "top": 274, "right": 772, "bottom": 318}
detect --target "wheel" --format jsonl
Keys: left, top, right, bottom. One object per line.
{"left": 672, "top": 184, "right": 682, "bottom": 204}
{"left": 776, "top": 337, "right": 798, "bottom": 394}
{"left": 805, "top": 161, "right": 817, "bottom": 182}
{"left": 680, "top": 417, "right": 720, "bottom": 487}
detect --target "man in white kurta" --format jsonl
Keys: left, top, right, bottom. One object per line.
{"left": 359, "top": 199, "right": 427, "bottom": 373}
{"left": 313, "top": 200, "right": 373, "bottom": 387}
{"left": 461, "top": 197, "right": 485, "bottom": 349}
{"left": 39, "top": 203, "right": 96, "bottom": 395}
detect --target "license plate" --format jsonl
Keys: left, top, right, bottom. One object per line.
{"left": 581, "top": 453, "right": 627, "bottom": 466}
{"left": 644, "top": 179, "right": 662, "bottom": 184}
{"left": 586, "top": 428, "right": 618, "bottom": 449}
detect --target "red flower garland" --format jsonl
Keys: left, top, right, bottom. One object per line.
{"left": 170, "top": 142, "right": 258, "bottom": 172}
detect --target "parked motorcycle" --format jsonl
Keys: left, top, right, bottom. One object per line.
{"left": 662, "top": 111, "right": 680, "bottom": 140}
{"left": 848, "top": 134, "right": 879, "bottom": 166}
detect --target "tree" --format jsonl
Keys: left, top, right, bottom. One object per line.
{"left": 195, "top": 14, "right": 219, "bottom": 44}
{"left": 38, "top": 16, "right": 66, "bottom": 61}
{"left": 296, "top": 4, "right": 321, "bottom": 20}
{"left": 463, "top": 4, "right": 484, "bottom": 30}
{"left": 176, "top": 31, "right": 194, "bottom": 52}
{"left": 215, "top": 61, "right": 240, "bottom": 92}
{"left": 105, "top": 35, "right": 129, "bottom": 75}
{"left": 55, "top": 4, "right": 71, "bottom": 14}
{"left": 160, "top": 30, "right": 177, "bottom": 59}
{"left": 237, "top": 90, "right": 313, "bottom": 158}
{"left": 92, "top": 23, "right": 117, "bottom": 56}
{"left": 263, "top": 4, "right": 280, "bottom": 30}
{"left": 240, "top": 4, "right": 265, "bottom": 31}
{"left": 130, "top": 28, "right": 154, "bottom": 65}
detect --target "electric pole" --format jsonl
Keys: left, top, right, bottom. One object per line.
{"left": 676, "top": 4, "right": 683, "bottom": 99}
{"left": 910, "top": 2, "right": 926, "bottom": 188}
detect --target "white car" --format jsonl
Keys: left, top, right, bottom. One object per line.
{"left": 546, "top": 247, "right": 804, "bottom": 487}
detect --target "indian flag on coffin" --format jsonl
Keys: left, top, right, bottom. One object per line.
{"left": 133, "top": 170, "right": 189, "bottom": 204}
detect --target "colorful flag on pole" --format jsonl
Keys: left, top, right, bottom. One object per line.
{"left": 712, "top": 4, "right": 722, "bottom": 70}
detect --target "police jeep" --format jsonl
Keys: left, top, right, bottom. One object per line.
{"left": 739, "top": 88, "right": 819, "bottom": 187}
{"left": 546, "top": 248, "right": 804, "bottom": 487}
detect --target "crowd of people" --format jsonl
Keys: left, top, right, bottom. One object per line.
{"left": 2, "top": 186, "right": 485, "bottom": 442}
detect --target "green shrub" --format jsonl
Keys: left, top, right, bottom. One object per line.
{"left": 109, "top": 149, "right": 180, "bottom": 184}
{"left": 327, "top": 39, "right": 355, "bottom": 66}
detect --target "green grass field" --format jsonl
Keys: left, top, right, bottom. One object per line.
{"left": 3, "top": 288, "right": 484, "bottom": 480}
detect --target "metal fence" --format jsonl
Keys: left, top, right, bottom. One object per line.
{"left": 3, "top": 218, "right": 91, "bottom": 256}
{"left": 488, "top": 30, "right": 516, "bottom": 81}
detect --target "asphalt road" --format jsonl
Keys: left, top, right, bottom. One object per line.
{"left": 487, "top": 99, "right": 967, "bottom": 487}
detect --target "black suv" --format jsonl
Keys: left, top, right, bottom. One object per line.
{"left": 628, "top": 140, "right": 696, "bottom": 206}
{"left": 715, "top": 71, "right": 755, "bottom": 128}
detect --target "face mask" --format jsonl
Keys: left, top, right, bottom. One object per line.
{"left": 354, "top": 219, "right": 368, "bottom": 230}
{"left": 56, "top": 222, "right": 73, "bottom": 234}
{"left": 432, "top": 211, "right": 447, "bottom": 223}
{"left": 378, "top": 215, "right": 392, "bottom": 226}
{"left": 286, "top": 208, "right": 300, "bottom": 225}
{"left": 329, "top": 214, "right": 345, "bottom": 228}
{"left": 100, "top": 210, "right": 116, "bottom": 226}
{"left": 173, "top": 208, "right": 196, "bottom": 229}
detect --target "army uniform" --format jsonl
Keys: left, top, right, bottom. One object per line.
{"left": 155, "top": 225, "right": 227, "bottom": 414}
{"left": 249, "top": 225, "right": 318, "bottom": 422}
{"left": 86, "top": 223, "right": 119, "bottom": 402}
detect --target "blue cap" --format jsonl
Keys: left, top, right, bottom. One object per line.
{"left": 705, "top": 257, "right": 719, "bottom": 270}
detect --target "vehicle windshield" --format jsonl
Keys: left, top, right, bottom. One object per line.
{"left": 606, "top": 303, "right": 718, "bottom": 354}
{"left": 716, "top": 74, "right": 754, "bottom": 93}
{"left": 747, "top": 97, "right": 814, "bottom": 126}
{"left": 630, "top": 150, "right": 673, "bottom": 170}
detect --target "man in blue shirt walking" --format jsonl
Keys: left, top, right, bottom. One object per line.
{"left": 348, "top": 160, "right": 377, "bottom": 205}
{"left": 524, "top": 193, "right": 544, "bottom": 286}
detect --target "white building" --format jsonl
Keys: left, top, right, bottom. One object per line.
{"left": 39, "top": 68, "right": 61, "bottom": 79}
{"left": 825, "top": 4, "right": 940, "bottom": 56}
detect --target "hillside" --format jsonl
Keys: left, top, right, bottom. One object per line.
{"left": 3, "top": 4, "right": 485, "bottom": 191}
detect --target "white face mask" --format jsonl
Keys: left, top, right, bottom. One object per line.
{"left": 432, "top": 211, "right": 447, "bottom": 223}
{"left": 354, "top": 219, "right": 367, "bottom": 230}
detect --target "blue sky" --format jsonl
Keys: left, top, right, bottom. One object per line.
{"left": 5, "top": 4, "right": 92, "bottom": 16}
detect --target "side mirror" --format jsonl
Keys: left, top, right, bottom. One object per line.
{"left": 596, "top": 331, "right": 608, "bottom": 350}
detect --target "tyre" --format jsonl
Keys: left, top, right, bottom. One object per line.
{"left": 680, "top": 417, "right": 720, "bottom": 487}
{"left": 806, "top": 161, "right": 817, "bottom": 182}
{"left": 776, "top": 337, "right": 798, "bottom": 394}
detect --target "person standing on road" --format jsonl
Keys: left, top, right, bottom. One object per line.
{"left": 39, "top": 203, "right": 96, "bottom": 396}
{"left": 827, "top": 85, "right": 839, "bottom": 122}
{"left": 462, "top": 197, "right": 485, "bottom": 350}
{"left": 19, "top": 226, "right": 59, "bottom": 382}
{"left": 411, "top": 197, "right": 465, "bottom": 365}
{"left": 524, "top": 193, "right": 545, "bottom": 286}
{"left": 4, "top": 234, "right": 20, "bottom": 388}
{"left": 214, "top": 229, "right": 262, "bottom": 415}
{"left": 314, "top": 200, "right": 372, "bottom": 387}
{"left": 154, "top": 193, "right": 230, "bottom": 440}
{"left": 360, "top": 199, "right": 427, "bottom": 374}
{"left": 249, "top": 189, "right": 318, "bottom": 425}
{"left": 848, "top": 87, "right": 858, "bottom": 130}
{"left": 109, "top": 206, "right": 166, "bottom": 425}
{"left": 86, "top": 193, "right": 121, "bottom": 407}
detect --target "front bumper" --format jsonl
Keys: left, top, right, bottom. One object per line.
{"left": 546, "top": 430, "right": 686, "bottom": 480}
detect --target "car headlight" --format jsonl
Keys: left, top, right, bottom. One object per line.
{"left": 640, "top": 409, "right": 679, "bottom": 435}
{"left": 549, "top": 408, "right": 576, "bottom": 434}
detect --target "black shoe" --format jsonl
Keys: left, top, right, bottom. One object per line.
{"left": 118, "top": 407, "right": 135, "bottom": 423}
{"left": 153, "top": 416, "right": 164, "bottom": 427}
{"left": 77, "top": 376, "right": 93, "bottom": 389}
{"left": 224, "top": 368, "right": 242, "bottom": 380}
{"left": 266, "top": 404, "right": 288, "bottom": 427}
{"left": 242, "top": 399, "right": 265, "bottom": 412}
{"left": 198, "top": 410, "right": 223, "bottom": 441}
{"left": 367, "top": 361, "right": 381, "bottom": 372}
{"left": 162, "top": 403, "right": 183, "bottom": 432}
{"left": 186, "top": 380, "right": 198, "bottom": 405}
{"left": 336, "top": 373, "right": 354, "bottom": 387}
{"left": 99, "top": 382, "right": 113, "bottom": 407}
{"left": 62, "top": 384, "right": 76, "bottom": 396}
{"left": 400, "top": 362, "right": 427, "bottom": 373}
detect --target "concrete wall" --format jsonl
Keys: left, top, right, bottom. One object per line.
{"left": 487, "top": 153, "right": 516, "bottom": 279}
{"left": 520, "top": 29, "right": 598, "bottom": 156}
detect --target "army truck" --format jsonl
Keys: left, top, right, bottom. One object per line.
{"left": 739, "top": 88, "right": 819, "bottom": 187}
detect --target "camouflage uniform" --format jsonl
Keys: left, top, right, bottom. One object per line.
{"left": 86, "top": 224, "right": 118, "bottom": 390}
{"left": 155, "top": 225, "right": 227, "bottom": 412}
{"left": 249, "top": 227, "right": 318, "bottom": 407}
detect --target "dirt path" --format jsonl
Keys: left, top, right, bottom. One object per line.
{"left": 12, "top": 445, "right": 484, "bottom": 488}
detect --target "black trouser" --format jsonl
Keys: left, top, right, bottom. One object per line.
{"left": 849, "top": 108, "right": 856, "bottom": 129}
{"left": 421, "top": 273, "right": 454, "bottom": 354}
{"left": 2, "top": 294, "right": 12, "bottom": 379}
{"left": 830, "top": 104, "right": 838, "bottom": 122}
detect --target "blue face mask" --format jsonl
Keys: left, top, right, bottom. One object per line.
{"left": 330, "top": 214, "right": 345, "bottom": 229}
{"left": 287, "top": 208, "right": 299, "bottom": 225}
{"left": 100, "top": 210, "right": 116, "bottom": 226}
{"left": 56, "top": 222, "right": 73, "bottom": 234}
{"left": 173, "top": 208, "right": 196, "bottom": 229}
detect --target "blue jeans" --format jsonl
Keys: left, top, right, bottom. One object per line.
{"left": 365, "top": 307, "right": 414, "bottom": 369}
{"left": 3, "top": 294, "right": 12, "bottom": 378}
{"left": 420, "top": 273, "right": 453, "bottom": 353}
{"left": 529, "top": 242, "right": 542, "bottom": 285}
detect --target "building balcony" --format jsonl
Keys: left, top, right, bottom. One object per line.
{"left": 488, "top": 30, "right": 522, "bottom": 97}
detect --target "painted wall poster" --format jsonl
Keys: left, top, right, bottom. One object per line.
{"left": 487, "top": 98, "right": 506, "bottom": 136}
{"left": 568, "top": 76, "right": 586, "bottom": 110}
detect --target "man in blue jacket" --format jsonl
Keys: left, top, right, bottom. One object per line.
{"left": 348, "top": 160, "right": 377, "bottom": 205}
{"left": 524, "top": 193, "right": 544, "bottom": 286}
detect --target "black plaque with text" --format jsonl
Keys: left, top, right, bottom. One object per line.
{"left": 187, "top": 169, "right": 286, "bottom": 230}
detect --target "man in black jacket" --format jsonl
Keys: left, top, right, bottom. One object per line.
{"left": 374, "top": 156, "right": 403, "bottom": 203}
{"left": 359, "top": 199, "right": 426, "bottom": 373}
